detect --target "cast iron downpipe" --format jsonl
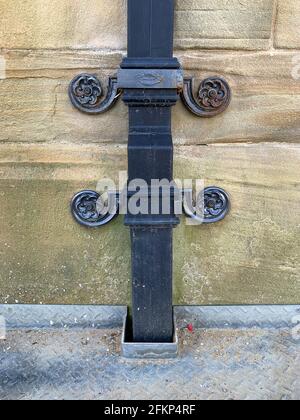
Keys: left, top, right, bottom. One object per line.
{"left": 123, "top": 0, "right": 180, "bottom": 342}
{"left": 69, "top": 0, "right": 231, "bottom": 344}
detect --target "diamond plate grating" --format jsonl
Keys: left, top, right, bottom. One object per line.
{"left": 175, "top": 305, "right": 300, "bottom": 329}
{"left": 0, "top": 328, "right": 299, "bottom": 400}
{"left": 0, "top": 305, "right": 299, "bottom": 400}
{"left": 1, "top": 305, "right": 299, "bottom": 330}
{"left": 0, "top": 305, "right": 127, "bottom": 329}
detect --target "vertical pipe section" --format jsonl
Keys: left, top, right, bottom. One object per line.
{"left": 122, "top": 0, "right": 180, "bottom": 342}
{"left": 126, "top": 106, "right": 178, "bottom": 343}
{"left": 127, "top": 0, "right": 175, "bottom": 59}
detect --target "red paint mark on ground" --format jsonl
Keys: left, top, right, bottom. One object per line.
{"left": 187, "top": 323, "right": 194, "bottom": 333}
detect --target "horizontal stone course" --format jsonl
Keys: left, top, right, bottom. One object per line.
{"left": 275, "top": 0, "right": 300, "bottom": 49}
{"left": 0, "top": 0, "right": 275, "bottom": 51}
{"left": 1, "top": 50, "right": 300, "bottom": 145}
{"left": 0, "top": 143, "right": 299, "bottom": 305}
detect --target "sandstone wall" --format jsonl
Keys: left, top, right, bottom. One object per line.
{"left": 0, "top": 0, "right": 299, "bottom": 305}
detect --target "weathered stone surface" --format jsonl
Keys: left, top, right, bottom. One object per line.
{"left": 0, "top": 0, "right": 299, "bottom": 308}
{"left": 175, "top": 0, "right": 275, "bottom": 50}
{"left": 275, "top": 0, "right": 300, "bottom": 49}
{"left": 0, "top": 0, "right": 275, "bottom": 51}
{"left": 0, "top": 0, "right": 127, "bottom": 50}
{"left": 1, "top": 49, "right": 300, "bottom": 145}
{"left": 174, "top": 143, "right": 300, "bottom": 305}
{"left": 0, "top": 144, "right": 131, "bottom": 305}
{"left": 0, "top": 143, "right": 299, "bottom": 305}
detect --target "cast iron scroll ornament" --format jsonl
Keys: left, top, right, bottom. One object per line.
{"left": 69, "top": 73, "right": 232, "bottom": 117}
{"left": 69, "top": 74, "right": 121, "bottom": 114}
{"left": 183, "top": 187, "right": 230, "bottom": 224}
{"left": 71, "top": 190, "right": 119, "bottom": 228}
{"left": 181, "top": 77, "right": 231, "bottom": 117}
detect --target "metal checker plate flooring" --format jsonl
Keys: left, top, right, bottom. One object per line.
{"left": 0, "top": 305, "right": 299, "bottom": 400}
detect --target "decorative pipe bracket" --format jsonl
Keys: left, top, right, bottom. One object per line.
{"left": 71, "top": 190, "right": 119, "bottom": 228}
{"left": 68, "top": 74, "right": 121, "bottom": 114}
{"left": 182, "top": 187, "right": 230, "bottom": 224}
{"left": 71, "top": 187, "right": 230, "bottom": 228}
{"left": 69, "top": 70, "right": 231, "bottom": 117}
{"left": 181, "top": 77, "right": 231, "bottom": 118}
{"left": 69, "top": 70, "right": 231, "bottom": 226}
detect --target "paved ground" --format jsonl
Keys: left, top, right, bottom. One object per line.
{"left": 0, "top": 327, "right": 299, "bottom": 400}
